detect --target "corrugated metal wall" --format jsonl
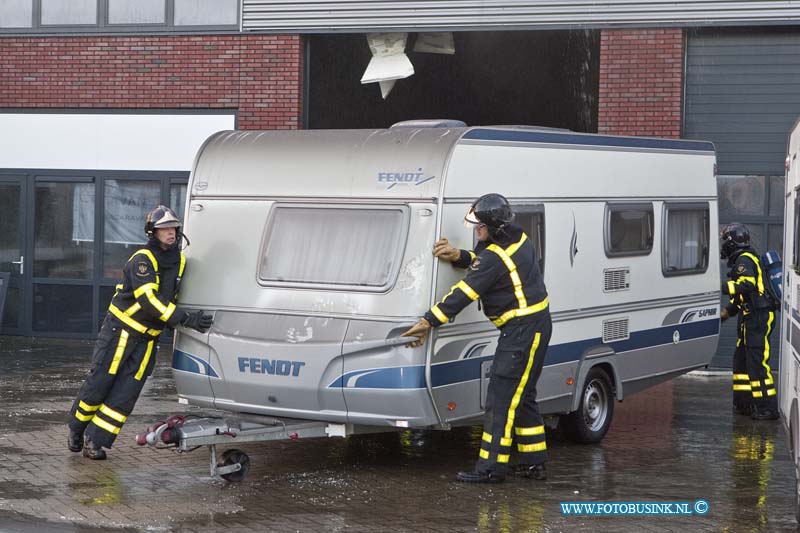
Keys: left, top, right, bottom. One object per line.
{"left": 684, "top": 28, "right": 800, "bottom": 368}
{"left": 243, "top": 1, "right": 800, "bottom": 32}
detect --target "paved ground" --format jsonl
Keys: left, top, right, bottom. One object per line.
{"left": 0, "top": 335, "right": 798, "bottom": 532}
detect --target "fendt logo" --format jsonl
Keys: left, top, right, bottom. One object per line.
{"left": 238, "top": 357, "right": 305, "bottom": 377}
{"left": 377, "top": 168, "right": 436, "bottom": 190}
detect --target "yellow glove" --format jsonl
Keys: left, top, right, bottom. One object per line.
{"left": 401, "top": 318, "right": 431, "bottom": 348}
{"left": 433, "top": 238, "right": 461, "bottom": 262}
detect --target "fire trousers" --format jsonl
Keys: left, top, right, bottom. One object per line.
{"left": 732, "top": 310, "right": 777, "bottom": 412}
{"left": 68, "top": 317, "right": 159, "bottom": 448}
{"left": 477, "top": 312, "right": 552, "bottom": 474}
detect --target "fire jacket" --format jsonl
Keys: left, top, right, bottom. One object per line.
{"left": 424, "top": 224, "right": 549, "bottom": 329}
{"left": 106, "top": 241, "right": 186, "bottom": 337}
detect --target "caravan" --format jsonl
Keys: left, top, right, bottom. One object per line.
{"left": 780, "top": 117, "right": 800, "bottom": 521}
{"left": 163, "top": 123, "right": 720, "bottom": 477}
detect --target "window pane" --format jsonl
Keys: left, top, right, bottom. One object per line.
{"left": 2, "top": 285, "right": 20, "bottom": 330}
{"left": 98, "top": 285, "right": 116, "bottom": 331}
{"left": 514, "top": 209, "right": 545, "bottom": 274}
{"left": 769, "top": 175, "right": 786, "bottom": 218}
{"left": 0, "top": 183, "right": 21, "bottom": 273}
{"left": 0, "top": 0, "right": 33, "bottom": 28}
{"left": 108, "top": 0, "right": 165, "bottom": 24}
{"left": 174, "top": 0, "right": 237, "bottom": 25}
{"left": 665, "top": 207, "right": 709, "bottom": 274}
{"left": 768, "top": 224, "right": 784, "bottom": 257}
{"left": 103, "top": 180, "right": 161, "bottom": 279}
{"left": 34, "top": 181, "right": 94, "bottom": 279}
{"left": 606, "top": 204, "right": 653, "bottom": 256}
{"left": 260, "top": 207, "right": 405, "bottom": 287}
{"left": 41, "top": 0, "right": 97, "bottom": 25}
{"left": 717, "top": 176, "right": 766, "bottom": 220}
{"left": 170, "top": 183, "right": 187, "bottom": 221}
{"left": 33, "top": 284, "right": 92, "bottom": 333}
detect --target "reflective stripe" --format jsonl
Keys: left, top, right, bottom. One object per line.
{"left": 468, "top": 251, "right": 476, "bottom": 261}
{"left": 125, "top": 302, "right": 141, "bottom": 316}
{"left": 482, "top": 432, "right": 492, "bottom": 444}
{"left": 133, "top": 282, "right": 159, "bottom": 299}
{"left": 499, "top": 437, "right": 513, "bottom": 447}
{"left": 160, "top": 302, "right": 176, "bottom": 322}
{"left": 752, "top": 390, "right": 763, "bottom": 398}
{"left": 767, "top": 389, "right": 777, "bottom": 396}
{"left": 733, "top": 384, "right": 752, "bottom": 391}
{"left": 100, "top": 404, "right": 127, "bottom": 423}
{"left": 515, "top": 426, "right": 545, "bottom": 436}
{"left": 736, "top": 275, "right": 757, "bottom": 287}
{"left": 726, "top": 280, "right": 736, "bottom": 295}
{"left": 456, "top": 280, "right": 480, "bottom": 301}
{"left": 135, "top": 340, "right": 155, "bottom": 380}
{"left": 430, "top": 304, "right": 449, "bottom": 324}
{"left": 79, "top": 401, "right": 99, "bottom": 412}
{"left": 487, "top": 234, "right": 528, "bottom": 310}
{"left": 491, "top": 297, "right": 549, "bottom": 327}
{"left": 129, "top": 248, "right": 159, "bottom": 272}
{"left": 733, "top": 374, "right": 750, "bottom": 381}
{"left": 115, "top": 284, "right": 123, "bottom": 291}
{"left": 504, "top": 233, "right": 527, "bottom": 257}
{"left": 479, "top": 449, "right": 490, "bottom": 459}
{"left": 108, "top": 330, "right": 129, "bottom": 375}
{"left": 497, "top": 454, "right": 510, "bottom": 463}
{"left": 739, "top": 252, "right": 765, "bottom": 294}
{"left": 179, "top": 252, "right": 186, "bottom": 276}
{"left": 108, "top": 304, "right": 162, "bottom": 337}
{"left": 518, "top": 442, "right": 547, "bottom": 453}
{"left": 145, "top": 289, "right": 169, "bottom": 315}
{"left": 75, "top": 411, "right": 93, "bottom": 422}
{"left": 502, "top": 333, "right": 541, "bottom": 450}
{"left": 762, "top": 312, "right": 775, "bottom": 384}
{"left": 750, "top": 381, "right": 763, "bottom": 387}
{"left": 91, "top": 416, "right": 121, "bottom": 435}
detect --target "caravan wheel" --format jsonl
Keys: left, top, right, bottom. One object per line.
{"left": 561, "top": 367, "right": 614, "bottom": 444}
{"left": 220, "top": 449, "right": 250, "bottom": 482}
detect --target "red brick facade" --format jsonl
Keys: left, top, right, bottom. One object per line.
{"left": 598, "top": 29, "right": 684, "bottom": 138}
{"left": 0, "top": 34, "right": 303, "bottom": 130}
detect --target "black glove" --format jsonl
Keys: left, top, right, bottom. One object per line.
{"left": 180, "top": 310, "right": 213, "bottom": 333}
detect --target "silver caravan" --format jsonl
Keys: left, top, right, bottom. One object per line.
{"left": 172, "top": 123, "right": 720, "bottom": 448}
{"left": 780, "top": 116, "right": 800, "bottom": 521}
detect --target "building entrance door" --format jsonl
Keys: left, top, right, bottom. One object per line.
{"left": 0, "top": 175, "right": 29, "bottom": 334}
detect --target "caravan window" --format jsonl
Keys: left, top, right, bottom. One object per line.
{"left": 794, "top": 193, "right": 800, "bottom": 273}
{"left": 259, "top": 205, "right": 407, "bottom": 290}
{"left": 662, "top": 203, "right": 710, "bottom": 276}
{"left": 604, "top": 203, "right": 654, "bottom": 257}
{"left": 513, "top": 205, "right": 546, "bottom": 274}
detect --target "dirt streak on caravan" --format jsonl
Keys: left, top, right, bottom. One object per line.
{"left": 172, "top": 123, "right": 719, "bottom": 444}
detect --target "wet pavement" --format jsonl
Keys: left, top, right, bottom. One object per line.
{"left": 0, "top": 335, "right": 798, "bottom": 532}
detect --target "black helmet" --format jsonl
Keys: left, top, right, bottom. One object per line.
{"left": 464, "top": 193, "right": 515, "bottom": 231}
{"left": 145, "top": 205, "right": 182, "bottom": 239}
{"left": 720, "top": 223, "right": 750, "bottom": 259}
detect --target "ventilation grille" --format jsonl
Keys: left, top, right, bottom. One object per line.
{"left": 603, "top": 318, "right": 630, "bottom": 343}
{"left": 604, "top": 268, "right": 631, "bottom": 292}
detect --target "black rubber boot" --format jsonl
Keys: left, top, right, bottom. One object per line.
{"left": 456, "top": 470, "right": 505, "bottom": 484}
{"left": 68, "top": 430, "right": 84, "bottom": 452}
{"left": 82, "top": 438, "right": 107, "bottom": 460}
{"left": 751, "top": 409, "right": 778, "bottom": 421}
{"left": 515, "top": 463, "right": 547, "bottom": 480}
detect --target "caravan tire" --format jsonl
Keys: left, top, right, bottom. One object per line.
{"left": 561, "top": 367, "right": 614, "bottom": 444}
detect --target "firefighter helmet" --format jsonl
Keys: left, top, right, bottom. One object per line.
{"left": 145, "top": 205, "right": 182, "bottom": 238}
{"left": 720, "top": 222, "right": 750, "bottom": 259}
{"left": 464, "top": 193, "right": 515, "bottom": 230}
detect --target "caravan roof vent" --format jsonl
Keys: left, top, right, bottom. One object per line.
{"left": 390, "top": 119, "right": 466, "bottom": 129}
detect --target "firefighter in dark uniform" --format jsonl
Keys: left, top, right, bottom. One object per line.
{"left": 67, "top": 206, "right": 213, "bottom": 459}
{"left": 402, "top": 193, "right": 552, "bottom": 483}
{"left": 719, "top": 223, "right": 778, "bottom": 421}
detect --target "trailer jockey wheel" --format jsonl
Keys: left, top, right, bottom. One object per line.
{"left": 220, "top": 449, "right": 250, "bottom": 482}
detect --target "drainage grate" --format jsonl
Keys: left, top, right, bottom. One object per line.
{"left": 604, "top": 268, "right": 630, "bottom": 292}
{"left": 603, "top": 317, "right": 630, "bottom": 343}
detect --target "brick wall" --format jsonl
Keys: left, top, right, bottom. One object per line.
{"left": 598, "top": 29, "right": 684, "bottom": 138}
{"left": 0, "top": 34, "right": 303, "bottom": 130}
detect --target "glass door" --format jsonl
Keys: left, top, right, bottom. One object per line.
{"left": 0, "top": 176, "right": 28, "bottom": 333}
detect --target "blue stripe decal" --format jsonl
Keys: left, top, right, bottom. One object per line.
{"left": 172, "top": 349, "right": 219, "bottom": 378}
{"left": 462, "top": 129, "right": 715, "bottom": 153}
{"left": 332, "top": 319, "right": 719, "bottom": 390}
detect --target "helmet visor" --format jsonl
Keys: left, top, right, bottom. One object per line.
{"left": 463, "top": 207, "right": 482, "bottom": 227}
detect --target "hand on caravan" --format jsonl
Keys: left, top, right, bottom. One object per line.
{"left": 401, "top": 318, "right": 431, "bottom": 347}
{"left": 433, "top": 238, "right": 461, "bottom": 262}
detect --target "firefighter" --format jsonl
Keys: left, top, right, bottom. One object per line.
{"left": 402, "top": 193, "right": 552, "bottom": 483}
{"left": 719, "top": 223, "right": 778, "bottom": 420}
{"left": 67, "top": 205, "right": 213, "bottom": 459}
